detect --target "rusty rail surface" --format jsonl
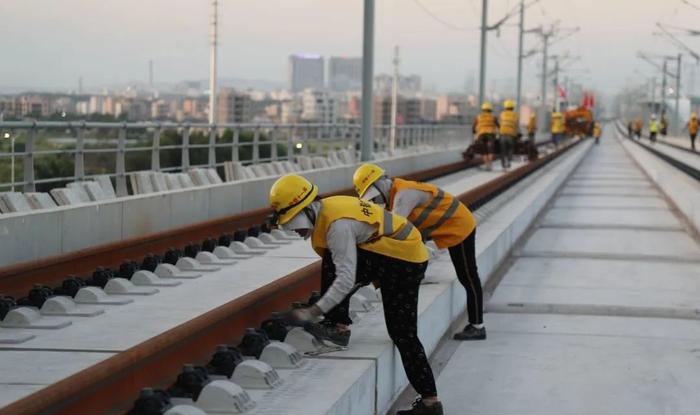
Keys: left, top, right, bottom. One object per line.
{"left": 0, "top": 159, "right": 475, "bottom": 299}
{"left": 0, "top": 138, "right": 581, "bottom": 415}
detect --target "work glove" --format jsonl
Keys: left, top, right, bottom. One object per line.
{"left": 285, "top": 305, "right": 323, "bottom": 325}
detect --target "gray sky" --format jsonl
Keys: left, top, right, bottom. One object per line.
{"left": 0, "top": 0, "right": 698, "bottom": 95}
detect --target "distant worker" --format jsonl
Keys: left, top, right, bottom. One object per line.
{"left": 686, "top": 112, "right": 698, "bottom": 151}
{"left": 660, "top": 111, "right": 668, "bottom": 136}
{"left": 527, "top": 112, "right": 537, "bottom": 145}
{"left": 649, "top": 114, "right": 659, "bottom": 143}
{"left": 593, "top": 122, "right": 602, "bottom": 145}
{"left": 270, "top": 175, "right": 444, "bottom": 415}
{"left": 352, "top": 163, "right": 486, "bottom": 341}
{"left": 633, "top": 117, "right": 643, "bottom": 139}
{"left": 550, "top": 110, "right": 565, "bottom": 148}
{"left": 472, "top": 102, "right": 499, "bottom": 171}
{"left": 627, "top": 120, "right": 633, "bottom": 138}
{"left": 499, "top": 100, "right": 519, "bottom": 170}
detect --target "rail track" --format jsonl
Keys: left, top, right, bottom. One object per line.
{"left": 0, "top": 138, "right": 581, "bottom": 415}
{"left": 614, "top": 122, "right": 700, "bottom": 182}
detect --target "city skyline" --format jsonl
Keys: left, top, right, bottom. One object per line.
{"left": 1, "top": 0, "right": 698, "bottom": 96}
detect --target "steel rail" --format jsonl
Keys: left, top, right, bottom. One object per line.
{"left": 614, "top": 121, "right": 700, "bottom": 182}
{"left": 0, "top": 138, "right": 581, "bottom": 415}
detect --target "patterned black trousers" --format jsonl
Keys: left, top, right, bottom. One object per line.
{"left": 321, "top": 250, "right": 438, "bottom": 397}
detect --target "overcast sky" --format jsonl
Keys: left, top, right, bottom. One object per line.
{"left": 0, "top": 0, "right": 698, "bottom": 95}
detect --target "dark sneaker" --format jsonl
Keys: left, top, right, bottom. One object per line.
{"left": 396, "top": 398, "right": 444, "bottom": 415}
{"left": 303, "top": 321, "right": 351, "bottom": 347}
{"left": 453, "top": 324, "right": 486, "bottom": 341}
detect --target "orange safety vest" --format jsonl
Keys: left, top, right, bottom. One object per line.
{"left": 475, "top": 112, "right": 497, "bottom": 137}
{"left": 311, "top": 196, "right": 428, "bottom": 263}
{"left": 499, "top": 110, "right": 519, "bottom": 136}
{"left": 689, "top": 118, "right": 698, "bottom": 135}
{"left": 527, "top": 116, "right": 537, "bottom": 134}
{"left": 593, "top": 124, "right": 601, "bottom": 138}
{"left": 389, "top": 178, "right": 476, "bottom": 249}
{"left": 551, "top": 114, "right": 565, "bottom": 134}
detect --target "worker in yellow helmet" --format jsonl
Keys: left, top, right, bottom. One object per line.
{"left": 472, "top": 102, "right": 499, "bottom": 170}
{"left": 499, "top": 100, "right": 520, "bottom": 170}
{"left": 550, "top": 110, "right": 565, "bottom": 148}
{"left": 269, "top": 174, "right": 444, "bottom": 415}
{"left": 685, "top": 112, "right": 698, "bottom": 151}
{"left": 352, "top": 163, "right": 485, "bottom": 342}
{"left": 593, "top": 122, "right": 602, "bottom": 145}
{"left": 649, "top": 114, "right": 659, "bottom": 143}
{"left": 527, "top": 112, "right": 537, "bottom": 145}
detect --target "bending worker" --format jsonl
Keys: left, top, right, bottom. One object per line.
{"left": 473, "top": 102, "right": 499, "bottom": 170}
{"left": 499, "top": 99, "right": 519, "bottom": 170}
{"left": 352, "top": 163, "right": 486, "bottom": 341}
{"left": 270, "top": 174, "right": 444, "bottom": 415}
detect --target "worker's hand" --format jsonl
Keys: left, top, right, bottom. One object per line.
{"left": 290, "top": 305, "right": 323, "bottom": 324}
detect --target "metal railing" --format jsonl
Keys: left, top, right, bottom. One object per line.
{"left": 0, "top": 121, "right": 470, "bottom": 195}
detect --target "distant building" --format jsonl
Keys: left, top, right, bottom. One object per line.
{"left": 281, "top": 99, "right": 303, "bottom": 124}
{"left": 289, "top": 54, "right": 325, "bottom": 92}
{"left": 151, "top": 99, "right": 173, "bottom": 120}
{"left": 436, "top": 95, "right": 471, "bottom": 123}
{"left": 375, "top": 74, "right": 422, "bottom": 95}
{"left": 373, "top": 95, "right": 432, "bottom": 126}
{"left": 300, "top": 89, "right": 337, "bottom": 124}
{"left": 329, "top": 57, "right": 362, "bottom": 92}
{"left": 17, "top": 95, "right": 51, "bottom": 117}
{"left": 217, "top": 88, "right": 253, "bottom": 123}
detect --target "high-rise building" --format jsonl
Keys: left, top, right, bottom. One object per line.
{"left": 288, "top": 54, "right": 325, "bottom": 92}
{"left": 300, "top": 89, "right": 337, "bottom": 124}
{"left": 217, "top": 88, "right": 253, "bottom": 123}
{"left": 329, "top": 57, "right": 362, "bottom": 92}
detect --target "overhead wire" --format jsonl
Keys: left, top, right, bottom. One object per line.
{"left": 409, "top": 0, "right": 478, "bottom": 31}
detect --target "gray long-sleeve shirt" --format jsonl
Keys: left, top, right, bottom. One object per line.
{"left": 392, "top": 188, "right": 431, "bottom": 219}
{"left": 315, "top": 218, "right": 376, "bottom": 314}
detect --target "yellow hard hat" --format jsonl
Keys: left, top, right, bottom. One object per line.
{"left": 529, "top": 113, "right": 536, "bottom": 119}
{"left": 481, "top": 102, "right": 493, "bottom": 111}
{"left": 552, "top": 112, "right": 562, "bottom": 118}
{"left": 353, "top": 163, "right": 385, "bottom": 198}
{"left": 503, "top": 100, "right": 515, "bottom": 110}
{"left": 269, "top": 174, "right": 318, "bottom": 225}
{"left": 692, "top": 112, "right": 697, "bottom": 119}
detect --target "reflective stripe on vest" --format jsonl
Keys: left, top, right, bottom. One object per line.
{"left": 412, "top": 189, "right": 445, "bottom": 228}
{"left": 499, "top": 111, "right": 519, "bottom": 136}
{"left": 421, "top": 198, "right": 460, "bottom": 240}
{"left": 476, "top": 112, "right": 497, "bottom": 136}
{"left": 311, "top": 195, "right": 428, "bottom": 263}
{"left": 389, "top": 178, "right": 476, "bottom": 249}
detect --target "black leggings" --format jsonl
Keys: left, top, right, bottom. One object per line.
{"left": 448, "top": 228, "right": 484, "bottom": 325}
{"left": 321, "top": 250, "right": 438, "bottom": 397}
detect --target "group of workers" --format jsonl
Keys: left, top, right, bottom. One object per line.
{"left": 270, "top": 162, "right": 487, "bottom": 414}
{"left": 471, "top": 100, "right": 524, "bottom": 170}
{"left": 472, "top": 101, "right": 603, "bottom": 168}
{"left": 629, "top": 111, "right": 697, "bottom": 151}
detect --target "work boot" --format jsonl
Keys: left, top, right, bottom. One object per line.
{"left": 303, "top": 321, "right": 351, "bottom": 346}
{"left": 453, "top": 324, "right": 486, "bottom": 341}
{"left": 396, "top": 398, "right": 444, "bottom": 415}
